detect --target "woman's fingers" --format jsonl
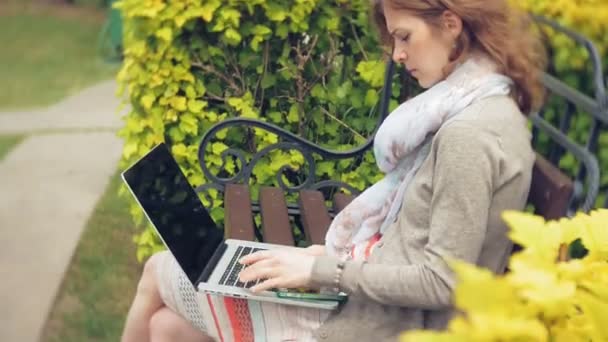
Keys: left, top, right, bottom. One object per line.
{"left": 237, "top": 249, "right": 314, "bottom": 291}
{"left": 239, "top": 258, "right": 279, "bottom": 282}
{"left": 250, "top": 277, "right": 285, "bottom": 293}
{"left": 239, "top": 250, "right": 272, "bottom": 265}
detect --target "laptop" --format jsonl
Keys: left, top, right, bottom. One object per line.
{"left": 121, "top": 143, "right": 338, "bottom": 310}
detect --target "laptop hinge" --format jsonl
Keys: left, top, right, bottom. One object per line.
{"left": 197, "top": 241, "right": 227, "bottom": 284}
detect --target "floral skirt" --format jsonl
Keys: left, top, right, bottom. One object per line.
{"left": 155, "top": 251, "right": 331, "bottom": 342}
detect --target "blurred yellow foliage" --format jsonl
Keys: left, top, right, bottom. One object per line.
{"left": 401, "top": 209, "right": 608, "bottom": 342}
{"left": 515, "top": 0, "right": 608, "bottom": 71}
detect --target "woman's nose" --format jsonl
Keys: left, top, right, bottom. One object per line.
{"left": 392, "top": 48, "right": 407, "bottom": 64}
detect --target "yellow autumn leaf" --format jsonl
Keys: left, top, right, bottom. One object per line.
{"left": 140, "top": 93, "right": 156, "bottom": 110}
{"left": 156, "top": 27, "right": 172, "bottom": 42}
{"left": 503, "top": 211, "right": 562, "bottom": 262}
{"left": 578, "top": 262, "right": 608, "bottom": 301}
{"left": 187, "top": 99, "right": 207, "bottom": 113}
{"left": 200, "top": 1, "right": 220, "bottom": 22}
{"left": 211, "top": 142, "right": 228, "bottom": 155}
{"left": 579, "top": 209, "right": 608, "bottom": 260}
{"left": 450, "top": 260, "right": 521, "bottom": 315}
{"left": 577, "top": 291, "right": 608, "bottom": 341}
{"left": 287, "top": 104, "right": 299, "bottom": 123}
{"left": 171, "top": 143, "right": 187, "bottom": 158}
{"left": 550, "top": 314, "right": 593, "bottom": 342}
{"left": 169, "top": 96, "right": 187, "bottom": 111}
{"left": 123, "top": 141, "right": 138, "bottom": 159}
{"left": 508, "top": 255, "right": 576, "bottom": 318}
{"left": 465, "top": 312, "right": 548, "bottom": 341}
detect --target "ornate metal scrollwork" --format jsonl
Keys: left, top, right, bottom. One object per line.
{"left": 196, "top": 16, "right": 607, "bottom": 214}
{"left": 196, "top": 61, "right": 396, "bottom": 200}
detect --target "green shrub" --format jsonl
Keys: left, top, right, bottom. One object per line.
{"left": 115, "top": 0, "right": 401, "bottom": 261}
{"left": 518, "top": 0, "right": 608, "bottom": 207}
{"left": 116, "top": 0, "right": 607, "bottom": 261}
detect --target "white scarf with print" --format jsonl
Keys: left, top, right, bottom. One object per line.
{"left": 324, "top": 55, "right": 513, "bottom": 260}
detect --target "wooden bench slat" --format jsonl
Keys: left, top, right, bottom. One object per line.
{"left": 333, "top": 193, "right": 355, "bottom": 214}
{"left": 224, "top": 184, "right": 256, "bottom": 241}
{"left": 298, "top": 190, "right": 332, "bottom": 245}
{"left": 259, "top": 187, "right": 295, "bottom": 245}
{"left": 528, "top": 154, "right": 574, "bottom": 220}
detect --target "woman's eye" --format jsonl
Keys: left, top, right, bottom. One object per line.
{"left": 401, "top": 34, "right": 410, "bottom": 42}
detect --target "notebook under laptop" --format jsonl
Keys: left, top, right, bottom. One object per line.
{"left": 121, "top": 143, "right": 337, "bottom": 310}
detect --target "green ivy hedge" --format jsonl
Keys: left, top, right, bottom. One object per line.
{"left": 116, "top": 0, "right": 607, "bottom": 261}
{"left": 114, "top": 0, "right": 406, "bottom": 261}
{"left": 518, "top": 0, "right": 608, "bottom": 207}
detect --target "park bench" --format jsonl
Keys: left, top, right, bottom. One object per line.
{"left": 195, "top": 16, "right": 605, "bottom": 255}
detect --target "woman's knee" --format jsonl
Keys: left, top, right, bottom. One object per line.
{"left": 136, "top": 251, "right": 168, "bottom": 298}
{"left": 149, "top": 307, "right": 211, "bottom": 342}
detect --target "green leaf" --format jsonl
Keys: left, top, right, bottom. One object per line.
{"left": 185, "top": 85, "right": 197, "bottom": 99}
{"left": 350, "top": 90, "right": 363, "bottom": 109}
{"left": 169, "top": 96, "right": 187, "bottom": 111}
{"left": 155, "top": 27, "right": 172, "bottom": 42}
{"left": 224, "top": 28, "right": 242, "bottom": 45}
{"left": 168, "top": 127, "right": 185, "bottom": 141}
{"left": 261, "top": 74, "right": 277, "bottom": 89}
{"left": 252, "top": 24, "right": 272, "bottom": 36}
{"left": 276, "top": 23, "right": 289, "bottom": 38}
{"left": 171, "top": 143, "right": 188, "bottom": 158}
{"left": 326, "top": 16, "right": 340, "bottom": 32}
{"left": 126, "top": 116, "right": 145, "bottom": 134}
{"left": 187, "top": 100, "right": 207, "bottom": 113}
{"left": 200, "top": 1, "right": 221, "bottom": 22}
{"left": 268, "top": 111, "right": 282, "bottom": 122}
{"left": 336, "top": 81, "right": 352, "bottom": 100}
{"left": 140, "top": 94, "right": 156, "bottom": 110}
{"left": 311, "top": 84, "right": 326, "bottom": 99}
{"left": 317, "top": 161, "right": 335, "bottom": 176}
{"left": 179, "top": 113, "right": 198, "bottom": 135}
{"left": 389, "top": 99, "right": 399, "bottom": 112}
{"left": 123, "top": 141, "right": 138, "bottom": 159}
{"left": 356, "top": 60, "right": 386, "bottom": 88}
{"left": 266, "top": 3, "right": 288, "bottom": 21}
{"left": 220, "top": 8, "right": 241, "bottom": 27}
{"left": 287, "top": 104, "right": 299, "bottom": 123}
{"left": 365, "top": 89, "right": 379, "bottom": 107}
{"left": 211, "top": 142, "right": 228, "bottom": 155}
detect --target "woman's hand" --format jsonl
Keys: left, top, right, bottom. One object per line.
{"left": 238, "top": 248, "right": 317, "bottom": 293}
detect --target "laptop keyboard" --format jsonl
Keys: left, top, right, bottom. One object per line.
{"left": 219, "top": 246, "right": 266, "bottom": 288}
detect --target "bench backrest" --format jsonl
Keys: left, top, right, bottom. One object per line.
{"left": 528, "top": 154, "right": 574, "bottom": 219}
{"left": 197, "top": 16, "right": 605, "bottom": 248}
{"left": 222, "top": 154, "right": 574, "bottom": 244}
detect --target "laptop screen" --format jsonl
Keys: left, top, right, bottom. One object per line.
{"left": 122, "top": 143, "right": 224, "bottom": 286}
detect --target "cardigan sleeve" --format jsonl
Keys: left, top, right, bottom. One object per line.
{"left": 310, "top": 123, "right": 503, "bottom": 309}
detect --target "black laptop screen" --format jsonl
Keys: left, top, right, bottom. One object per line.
{"left": 122, "top": 143, "right": 224, "bottom": 285}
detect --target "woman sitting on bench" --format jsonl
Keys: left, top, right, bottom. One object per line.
{"left": 121, "top": 0, "right": 547, "bottom": 341}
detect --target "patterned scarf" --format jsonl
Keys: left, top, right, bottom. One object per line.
{"left": 324, "top": 54, "right": 513, "bottom": 260}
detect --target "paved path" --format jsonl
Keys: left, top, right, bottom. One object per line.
{"left": 0, "top": 80, "right": 127, "bottom": 342}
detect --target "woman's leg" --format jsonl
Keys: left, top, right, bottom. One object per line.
{"left": 121, "top": 252, "right": 213, "bottom": 342}
{"left": 121, "top": 252, "right": 165, "bottom": 342}
{"left": 149, "top": 307, "right": 214, "bottom": 342}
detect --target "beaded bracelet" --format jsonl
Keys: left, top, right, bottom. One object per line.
{"left": 333, "top": 260, "right": 346, "bottom": 293}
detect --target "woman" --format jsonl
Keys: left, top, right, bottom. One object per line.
{"left": 122, "top": 0, "right": 546, "bottom": 341}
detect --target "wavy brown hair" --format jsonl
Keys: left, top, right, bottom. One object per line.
{"left": 371, "top": 0, "right": 547, "bottom": 114}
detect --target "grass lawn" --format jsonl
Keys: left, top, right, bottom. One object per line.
{"left": 0, "top": 1, "right": 118, "bottom": 110}
{"left": 41, "top": 172, "right": 141, "bottom": 342}
{"left": 0, "top": 135, "right": 24, "bottom": 161}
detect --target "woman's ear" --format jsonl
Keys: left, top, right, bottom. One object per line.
{"left": 440, "top": 10, "right": 463, "bottom": 39}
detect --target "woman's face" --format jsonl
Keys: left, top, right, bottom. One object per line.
{"left": 382, "top": 4, "right": 462, "bottom": 88}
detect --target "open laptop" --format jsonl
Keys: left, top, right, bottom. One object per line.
{"left": 121, "top": 143, "right": 338, "bottom": 310}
